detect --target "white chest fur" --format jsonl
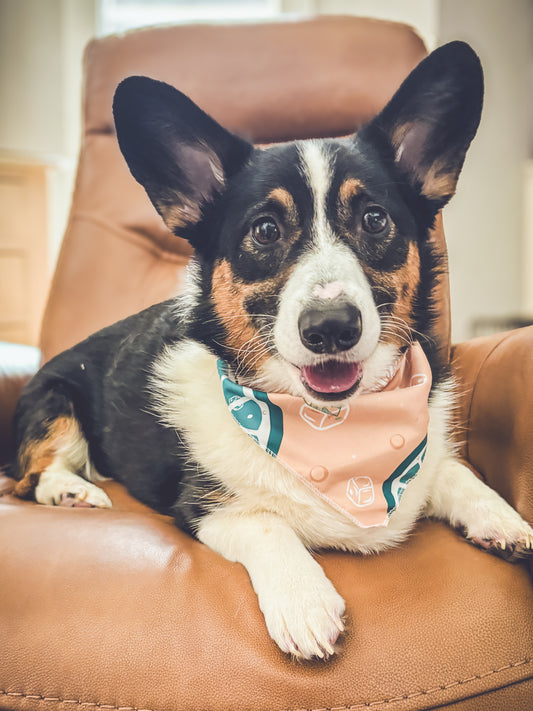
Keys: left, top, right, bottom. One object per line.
{"left": 150, "top": 339, "right": 453, "bottom": 554}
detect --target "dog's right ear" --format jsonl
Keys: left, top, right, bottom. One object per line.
{"left": 360, "top": 41, "right": 483, "bottom": 211}
{"left": 113, "top": 77, "right": 252, "bottom": 244}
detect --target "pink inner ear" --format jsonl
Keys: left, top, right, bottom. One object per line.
{"left": 395, "top": 121, "right": 433, "bottom": 178}
{"left": 176, "top": 143, "right": 225, "bottom": 204}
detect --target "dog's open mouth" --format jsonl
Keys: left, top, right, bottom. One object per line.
{"left": 300, "top": 360, "right": 363, "bottom": 400}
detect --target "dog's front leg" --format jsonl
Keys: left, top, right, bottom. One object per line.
{"left": 197, "top": 509, "right": 345, "bottom": 660}
{"left": 426, "top": 457, "right": 533, "bottom": 559}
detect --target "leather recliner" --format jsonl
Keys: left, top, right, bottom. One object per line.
{"left": 1, "top": 17, "right": 532, "bottom": 711}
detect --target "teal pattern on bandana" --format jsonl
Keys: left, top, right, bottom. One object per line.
{"left": 382, "top": 435, "right": 428, "bottom": 515}
{"left": 217, "top": 360, "right": 284, "bottom": 457}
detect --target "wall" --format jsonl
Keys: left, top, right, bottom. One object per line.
{"left": 438, "top": 0, "right": 531, "bottom": 339}
{"left": 282, "top": 0, "right": 437, "bottom": 47}
{"left": 0, "top": 0, "right": 64, "bottom": 155}
{"left": 0, "top": 0, "right": 97, "bottom": 262}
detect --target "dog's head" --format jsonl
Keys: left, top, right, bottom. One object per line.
{"left": 113, "top": 41, "right": 483, "bottom": 406}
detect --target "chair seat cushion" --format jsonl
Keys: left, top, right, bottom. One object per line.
{"left": 1, "top": 475, "right": 532, "bottom": 711}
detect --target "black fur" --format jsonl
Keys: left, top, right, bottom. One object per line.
{"left": 11, "top": 42, "right": 483, "bottom": 532}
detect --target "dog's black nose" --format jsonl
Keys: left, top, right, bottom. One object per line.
{"left": 298, "top": 303, "right": 362, "bottom": 354}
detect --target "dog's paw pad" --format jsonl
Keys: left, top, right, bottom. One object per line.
{"left": 35, "top": 471, "right": 112, "bottom": 509}
{"left": 59, "top": 492, "right": 94, "bottom": 508}
{"left": 58, "top": 485, "right": 112, "bottom": 509}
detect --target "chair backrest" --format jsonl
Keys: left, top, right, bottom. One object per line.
{"left": 39, "top": 16, "right": 449, "bottom": 364}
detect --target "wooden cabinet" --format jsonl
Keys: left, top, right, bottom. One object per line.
{"left": 0, "top": 154, "right": 57, "bottom": 346}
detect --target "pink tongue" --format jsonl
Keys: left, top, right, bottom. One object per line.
{"left": 301, "top": 361, "right": 362, "bottom": 394}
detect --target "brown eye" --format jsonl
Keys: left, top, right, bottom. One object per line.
{"left": 251, "top": 217, "right": 281, "bottom": 246}
{"left": 362, "top": 206, "right": 389, "bottom": 234}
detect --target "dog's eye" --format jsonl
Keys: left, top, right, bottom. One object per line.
{"left": 362, "top": 207, "right": 389, "bottom": 234}
{"left": 251, "top": 217, "right": 281, "bottom": 246}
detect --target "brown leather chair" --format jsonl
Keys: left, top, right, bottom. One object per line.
{"left": 1, "top": 17, "right": 532, "bottom": 711}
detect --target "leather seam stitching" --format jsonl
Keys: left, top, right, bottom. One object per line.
{"left": 1, "top": 656, "right": 531, "bottom": 710}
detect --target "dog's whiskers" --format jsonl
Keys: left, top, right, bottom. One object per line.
{"left": 234, "top": 331, "right": 276, "bottom": 380}
{"left": 377, "top": 305, "right": 434, "bottom": 349}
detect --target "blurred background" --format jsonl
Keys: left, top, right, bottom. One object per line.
{"left": 0, "top": 0, "right": 531, "bottom": 345}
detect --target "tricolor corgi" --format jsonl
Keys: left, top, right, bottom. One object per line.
{"left": 11, "top": 41, "right": 533, "bottom": 660}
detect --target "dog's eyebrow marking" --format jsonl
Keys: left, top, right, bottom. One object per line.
{"left": 338, "top": 178, "right": 364, "bottom": 207}
{"left": 298, "top": 141, "right": 334, "bottom": 248}
{"left": 266, "top": 188, "right": 299, "bottom": 222}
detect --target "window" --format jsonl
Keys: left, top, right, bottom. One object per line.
{"left": 98, "top": 0, "right": 280, "bottom": 35}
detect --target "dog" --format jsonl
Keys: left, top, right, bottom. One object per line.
{"left": 10, "top": 41, "right": 533, "bottom": 660}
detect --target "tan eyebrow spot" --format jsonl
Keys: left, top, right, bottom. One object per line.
{"left": 267, "top": 188, "right": 299, "bottom": 222}
{"left": 339, "top": 178, "right": 364, "bottom": 207}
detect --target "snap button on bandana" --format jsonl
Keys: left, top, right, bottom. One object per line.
{"left": 217, "top": 343, "right": 432, "bottom": 528}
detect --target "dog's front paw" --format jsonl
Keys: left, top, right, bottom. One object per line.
{"left": 260, "top": 575, "right": 345, "bottom": 660}
{"left": 428, "top": 459, "right": 533, "bottom": 562}
{"left": 35, "top": 469, "right": 112, "bottom": 509}
{"left": 462, "top": 503, "right": 533, "bottom": 561}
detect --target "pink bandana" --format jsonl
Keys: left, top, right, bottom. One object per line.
{"left": 218, "top": 343, "right": 432, "bottom": 528}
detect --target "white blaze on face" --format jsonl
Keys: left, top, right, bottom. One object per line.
{"left": 273, "top": 140, "right": 381, "bottom": 369}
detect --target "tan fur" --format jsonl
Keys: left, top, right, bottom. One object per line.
{"left": 364, "top": 242, "right": 421, "bottom": 347}
{"left": 211, "top": 259, "right": 271, "bottom": 372}
{"left": 266, "top": 188, "right": 299, "bottom": 222}
{"left": 338, "top": 178, "right": 363, "bottom": 208}
{"left": 422, "top": 165, "right": 457, "bottom": 201}
{"left": 389, "top": 242, "right": 421, "bottom": 332}
{"left": 211, "top": 258, "right": 297, "bottom": 376}
{"left": 14, "top": 416, "right": 77, "bottom": 498}
{"left": 156, "top": 196, "right": 203, "bottom": 232}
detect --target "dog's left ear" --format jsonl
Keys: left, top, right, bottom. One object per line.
{"left": 113, "top": 77, "right": 253, "bottom": 245}
{"left": 362, "top": 41, "right": 483, "bottom": 208}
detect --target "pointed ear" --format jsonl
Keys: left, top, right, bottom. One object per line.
{"left": 364, "top": 41, "right": 483, "bottom": 207}
{"left": 113, "top": 77, "right": 252, "bottom": 242}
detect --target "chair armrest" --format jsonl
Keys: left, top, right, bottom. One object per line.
{"left": 0, "top": 342, "right": 40, "bottom": 466}
{"left": 451, "top": 326, "right": 533, "bottom": 526}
